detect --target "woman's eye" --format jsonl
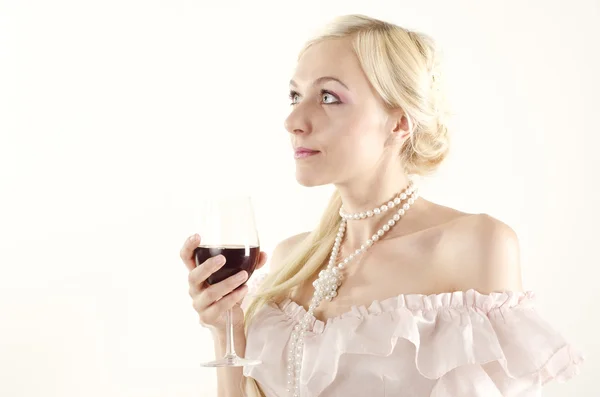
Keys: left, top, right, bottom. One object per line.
{"left": 322, "top": 92, "right": 338, "bottom": 104}
{"left": 289, "top": 91, "right": 299, "bottom": 105}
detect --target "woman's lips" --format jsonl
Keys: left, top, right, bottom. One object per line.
{"left": 294, "top": 148, "right": 320, "bottom": 159}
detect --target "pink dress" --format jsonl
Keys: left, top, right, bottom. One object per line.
{"left": 242, "top": 274, "right": 584, "bottom": 397}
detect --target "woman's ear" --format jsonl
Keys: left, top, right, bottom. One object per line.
{"left": 388, "top": 111, "right": 412, "bottom": 144}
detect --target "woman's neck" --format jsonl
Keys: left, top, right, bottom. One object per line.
{"left": 335, "top": 168, "right": 416, "bottom": 249}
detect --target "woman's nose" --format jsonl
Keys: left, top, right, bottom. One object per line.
{"left": 284, "top": 104, "right": 312, "bottom": 136}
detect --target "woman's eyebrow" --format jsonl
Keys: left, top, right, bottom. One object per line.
{"left": 289, "top": 76, "right": 349, "bottom": 90}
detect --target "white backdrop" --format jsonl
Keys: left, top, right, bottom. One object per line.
{"left": 0, "top": 1, "right": 597, "bottom": 396}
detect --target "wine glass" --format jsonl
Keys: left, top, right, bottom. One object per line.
{"left": 193, "top": 194, "right": 262, "bottom": 367}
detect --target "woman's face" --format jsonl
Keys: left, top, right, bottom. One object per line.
{"left": 284, "top": 37, "right": 404, "bottom": 188}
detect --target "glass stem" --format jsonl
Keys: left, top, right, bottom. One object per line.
{"left": 225, "top": 308, "right": 236, "bottom": 357}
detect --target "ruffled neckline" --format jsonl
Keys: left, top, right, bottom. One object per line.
{"left": 246, "top": 287, "right": 584, "bottom": 396}
{"left": 277, "top": 288, "right": 535, "bottom": 334}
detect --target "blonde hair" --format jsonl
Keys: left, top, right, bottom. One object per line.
{"left": 243, "top": 14, "right": 451, "bottom": 396}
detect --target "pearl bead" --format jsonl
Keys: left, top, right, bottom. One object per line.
{"left": 367, "top": 210, "right": 373, "bottom": 217}
{"left": 377, "top": 229, "right": 384, "bottom": 236}
{"left": 393, "top": 214, "right": 400, "bottom": 221}
{"left": 374, "top": 208, "right": 381, "bottom": 215}
{"left": 394, "top": 197, "right": 401, "bottom": 205}
{"left": 381, "top": 204, "right": 388, "bottom": 211}
{"left": 403, "top": 203, "right": 410, "bottom": 210}
{"left": 398, "top": 209, "right": 405, "bottom": 216}
{"left": 408, "top": 198, "right": 414, "bottom": 205}
{"left": 400, "top": 193, "right": 407, "bottom": 200}
{"left": 388, "top": 201, "right": 394, "bottom": 208}
{"left": 382, "top": 224, "right": 390, "bottom": 232}
{"left": 360, "top": 212, "right": 366, "bottom": 219}
{"left": 373, "top": 234, "right": 379, "bottom": 241}
{"left": 388, "top": 220, "right": 395, "bottom": 226}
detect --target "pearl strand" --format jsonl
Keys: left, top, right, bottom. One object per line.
{"left": 339, "top": 180, "right": 415, "bottom": 221}
{"left": 286, "top": 184, "right": 419, "bottom": 396}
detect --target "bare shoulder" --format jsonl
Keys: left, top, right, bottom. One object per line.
{"left": 449, "top": 212, "right": 524, "bottom": 293}
{"left": 269, "top": 231, "right": 312, "bottom": 272}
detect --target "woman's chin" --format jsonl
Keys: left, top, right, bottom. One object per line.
{"left": 295, "top": 171, "right": 328, "bottom": 187}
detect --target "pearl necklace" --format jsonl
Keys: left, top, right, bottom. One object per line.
{"left": 286, "top": 180, "right": 419, "bottom": 396}
{"left": 339, "top": 189, "right": 414, "bottom": 221}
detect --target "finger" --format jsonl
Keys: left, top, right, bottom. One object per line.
{"left": 188, "top": 254, "right": 226, "bottom": 294}
{"left": 255, "top": 251, "right": 268, "bottom": 271}
{"left": 203, "top": 284, "right": 249, "bottom": 319}
{"left": 195, "top": 269, "right": 249, "bottom": 309}
{"left": 180, "top": 234, "right": 201, "bottom": 272}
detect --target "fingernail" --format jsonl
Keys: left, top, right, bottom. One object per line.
{"left": 189, "top": 234, "right": 198, "bottom": 242}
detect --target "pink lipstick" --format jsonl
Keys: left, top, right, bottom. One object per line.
{"left": 294, "top": 147, "right": 320, "bottom": 159}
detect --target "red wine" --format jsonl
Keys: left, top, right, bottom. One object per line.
{"left": 194, "top": 245, "right": 260, "bottom": 285}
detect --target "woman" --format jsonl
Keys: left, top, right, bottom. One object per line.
{"left": 181, "top": 14, "right": 584, "bottom": 397}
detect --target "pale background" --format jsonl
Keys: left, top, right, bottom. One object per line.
{"left": 0, "top": 0, "right": 597, "bottom": 396}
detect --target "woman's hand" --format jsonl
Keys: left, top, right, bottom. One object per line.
{"left": 180, "top": 234, "right": 267, "bottom": 333}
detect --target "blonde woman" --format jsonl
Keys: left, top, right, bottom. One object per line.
{"left": 181, "top": 14, "right": 584, "bottom": 397}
